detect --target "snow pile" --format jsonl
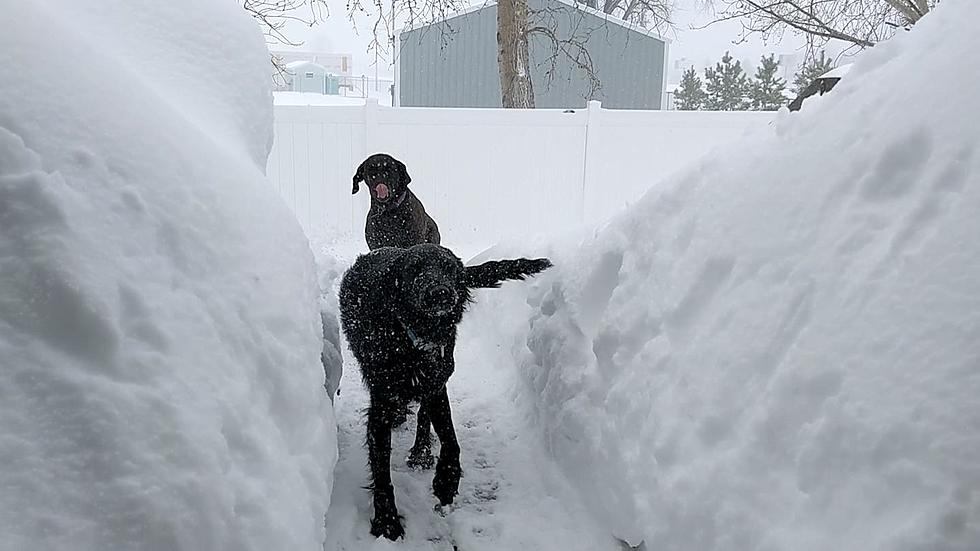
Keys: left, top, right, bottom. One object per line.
{"left": 0, "top": 2, "right": 336, "bottom": 550}
{"left": 315, "top": 240, "right": 360, "bottom": 400}
{"left": 508, "top": 3, "right": 980, "bottom": 549}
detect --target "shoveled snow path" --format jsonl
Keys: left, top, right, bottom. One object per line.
{"left": 322, "top": 294, "right": 619, "bottom": 551}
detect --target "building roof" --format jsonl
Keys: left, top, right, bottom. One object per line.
{"left": 397, "top": 0, "right": 670, "bottom": 43}
{"left": 285, "top": 60, "right": 328, "bottom": 72}
{"left": 818, "top": 63, "right": 854, "bottom": 80}
{"left": 273, "top": 50, "right": 352, "bottom": 60}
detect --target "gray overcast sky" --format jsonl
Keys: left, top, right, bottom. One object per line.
{"left": 279, "top": 0, "right": 806, "bottom": 80}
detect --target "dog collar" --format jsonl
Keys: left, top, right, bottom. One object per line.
{"left": 391, "top": 189, "right": 409, "bottom": 208}
{"left": 369, "top": 189, "right": 409, "bottom": 216}
{"left": 399, "top": 318, "right": 445, "bottom": 358}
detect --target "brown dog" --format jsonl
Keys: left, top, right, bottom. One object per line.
{"left": 352, "top": 153, "right": 440, "bottom": 250}
{"left": 351, "top": 153, "right": 443, "bottom": 471}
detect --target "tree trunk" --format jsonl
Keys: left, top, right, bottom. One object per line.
{"left": 884, "top": 0, "right": 931, "bottom": 23}
{"left": 497, "top": 0, "right": 535, "bottom": 108}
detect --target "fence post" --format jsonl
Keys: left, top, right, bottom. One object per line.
{"left": 581, "top": 100, "right": 602, "bottom": 223}
{"left": 364, "top": 97, "right": 379, "bottom": 157}
{"left": 358, "top": 98, "right": 381, "bottom": 236}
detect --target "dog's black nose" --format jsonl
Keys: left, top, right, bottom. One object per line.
{"left": 425, "top": 285, "right": 454, "bottom": 307}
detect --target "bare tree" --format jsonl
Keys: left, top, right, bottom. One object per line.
{"left": 498, "top": 0, "right": 537, "bottom": 107}
{"left": 505, "top": 0, "right": 651, "bottom": 107}
{"left": 244, "top": 0, "right": 330, "bottom": 46}
{"left": 703, "top": 0, "right": 938, "bottom": 61}
{"left": 347, "top": 0, "right": 468, "bottom": 60}
{"left": 579, "top": 0, "right": 673, "bottom": 31}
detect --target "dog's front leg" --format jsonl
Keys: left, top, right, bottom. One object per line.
{"left": 366, "top": 396, "right": 404, "bottom": 540}
{"left": 427, "top": 386, "right": 461, "bottom": 506}
{"left": 407, "top": 402, "right": 434, "bottom": 470}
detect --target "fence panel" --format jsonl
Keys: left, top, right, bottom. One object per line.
{"left": 266, "top": 101, "right": 773, "bottom": 247}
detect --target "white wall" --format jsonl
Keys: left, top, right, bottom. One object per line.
{"left": 267, "top": 101, "right": 773, "bottom": 249}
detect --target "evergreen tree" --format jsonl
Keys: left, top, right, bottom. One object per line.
{"left": 749, "top": 54, "right": 787, "bottom": 111}
{"left": 673, "top": 67, "right": 706, "bottom": 110}
{"left": 703, "top": 52, "right": 750, "bottom": 111}
{"left": 792, "top": 51, "right": 835, "bottom": 94}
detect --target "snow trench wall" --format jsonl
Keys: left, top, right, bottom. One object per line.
{"left": 0, "top": 1, "right": 337, "bottom": 549}
{"left": 513, "top": 2, "right": 980, "bottom": 549}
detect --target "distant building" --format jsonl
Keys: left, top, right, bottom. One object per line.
{"left": 395, "top": 0, "right": 669, "bottom": 109}
{"left": 272, "top": 51, "right": 352, "bottom": 76}
{"left": 284, "top": 61, "right": 340, "bottom": 94}
{"left": 270, "top": 51, "right": 352, "bottom": 92}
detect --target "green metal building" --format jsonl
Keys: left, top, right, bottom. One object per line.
{"left": 395, "top": 0, "right": 669, "bottom": 109}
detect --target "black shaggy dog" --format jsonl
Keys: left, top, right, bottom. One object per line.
{"left": 353, "top": 153, "right": 441, "bottom": 250}
{"left": 353, "top": 153, "right": 443, "bottom": 445}
{"left": 339, "top": 244, "right": 551, "bottom": 540}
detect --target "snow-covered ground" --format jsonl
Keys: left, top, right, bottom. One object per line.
{"left": 3, "top": 0, "right": 979, "bottom": 550}
{"left": 0, "top": 1, "right": 336, "bottom": 550}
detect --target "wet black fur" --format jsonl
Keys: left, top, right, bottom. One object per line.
{"left": 338, "top": 244, "right": 551, "bottom": 540}
{"left": 353, "top": 153, "right": 441, "bottom": 250}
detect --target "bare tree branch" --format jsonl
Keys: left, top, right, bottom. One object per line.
{"left": 244, "top": 0, "right": 329, "bottom": 47}
{"left": 346, "top": 0, "right": 470, "bottom": 62}
{"left": 527, "top": 3, "right": 605, "bottom": 102}
{"left": 587, "top": 0, "right": 673, "bottom": 31}
{"left": 703, "top": 0, "right": 939, "bottom": 63}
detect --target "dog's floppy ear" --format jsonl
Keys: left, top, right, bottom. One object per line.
{"left": 395, "top": 158, "right": 411, "bottom": 187}
{"left": 464, "top": 258, "right": 552, "bottom": 289}
{"left": 352, "top": 160, "right": 366, "bottom": 194}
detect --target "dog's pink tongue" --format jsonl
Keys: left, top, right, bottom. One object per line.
{"left": 375, "top": 183, "right": 390, "bottom": 199}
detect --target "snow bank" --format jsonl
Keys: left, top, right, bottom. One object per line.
{"left": 315, "top": 240, "right": 360, "bottom": 400}
{"left": 0, "top": 2, "right": 336, "bottom": 550}
{"left": 508, "top": 3, "right": 980, "bottom": 549}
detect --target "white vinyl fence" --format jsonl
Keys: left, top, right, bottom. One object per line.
{"left": 267, "top": 100, "right": 773, "bottom": 247}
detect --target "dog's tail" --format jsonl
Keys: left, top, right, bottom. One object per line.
{"left": 464, "top": 258, "right": 553, "bottom": 289}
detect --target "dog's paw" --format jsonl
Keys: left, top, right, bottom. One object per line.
{"left": 370, "top": 511, "right": 405, "bottom": 541}
{"left": 407, "top": 446, "right": 435, "bottom": 470}
{"left": 432, "top": 460, "right": 462, "bottom": 506}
